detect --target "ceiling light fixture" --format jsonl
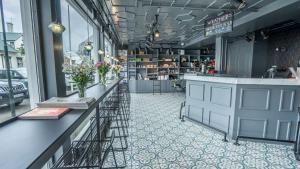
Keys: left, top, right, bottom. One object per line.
{"left": 260, "top": 30, "right": 269, "bottom": 40}
{"left": 48, "top": 22, "right": 65, "bottom": 34}
{"left": 154, "top": 29, "right": 160, "bottom": 38}
{"left": 48, "top": 1, "right": 65, "bottom": 34}
{"left": 153, "top": 14, "right": 160, "bottom": 39}
{"left": 237, "top": 0, "right": 247, "bottom": 10}
{"left": 84, "top": 16, "right": 93, "bottom": 52}
{"left": 84, "top": 42, "right": 93, "bottom": 51}
{"left": 98, "top": 49, "right": 104, "bottom": 55}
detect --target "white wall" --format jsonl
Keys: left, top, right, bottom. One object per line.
{"left": 0, "top": 52, "right": 20, "bottom": 69}
{"left": 14, "top": 36, "right": 23, "bottom": 49}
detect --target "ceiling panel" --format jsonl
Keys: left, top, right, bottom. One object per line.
{"left": 105, "top": 0, "right": 277, "bottom": 44}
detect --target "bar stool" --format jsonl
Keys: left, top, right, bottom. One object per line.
{"left": 100, "top": 96, "right": 128, "bottom": 149}
{"left": 109, "top": 83, "right": 131, "bottom": 135}
{"left": 98, "top": 92, "right": 128, "bottom": 168}
{"left": 51, "top": 116, "right": 120, "bottom": 169}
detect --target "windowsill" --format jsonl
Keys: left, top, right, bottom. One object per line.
{"left": 0, "top": 78, "right": 123, "bottom": 169}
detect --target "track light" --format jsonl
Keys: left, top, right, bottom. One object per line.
{"left": 260, "top": 30, "right": 269, "bottom": 40}
{"left": 237, "top": 0, "right": 247, "bottom": 10}
{"left": 245, "top": 35, "right": 252, "bottom": 42}
{"left": 154, "top": 30, "right": 160, "bottom": 38}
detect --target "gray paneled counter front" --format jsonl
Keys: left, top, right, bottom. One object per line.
{"left": 129, "top": 80, "right": 175, "bottom": 93}
{"left": 184, "top": 74, "right": 300, "bottom": 141}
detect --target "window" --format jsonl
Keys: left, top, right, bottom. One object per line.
{"left": 9, "top": 41, "right": 14, "bottom": 47}
{"left": 0, "top": 0, "right": 37, "bottom": 123}
{"left": 104, "top": 37, "right": 112, "bottom": 63}
{"left": 16, "top": 57, "right": 23, "bottom": 67}
{"left": 60, "top": 1, "right": 96, "bottom": 95}
{"left": 8, "top": 56, "right": 12, "bottom": 68}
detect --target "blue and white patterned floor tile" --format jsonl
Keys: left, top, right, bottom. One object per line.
{"left": 120, "top": 93, "right": 300, "bottom": 169}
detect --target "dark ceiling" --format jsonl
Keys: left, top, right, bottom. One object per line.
{"left": 106, "top": 0, "right": 278, "bottom": 47}
{"left": 185, "top": 0, "right": 300, "bottom": 48}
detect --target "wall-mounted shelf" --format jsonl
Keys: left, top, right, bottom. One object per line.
{"left": 127, "top": 48, "right": 216, "bottom": 89}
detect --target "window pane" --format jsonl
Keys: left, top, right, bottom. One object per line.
{"left": 61, "top": 0, "right": 96, "bottom": 95}
{"left": 0, "top": 0, "right": 31, "bottom": 123}
{"left": 104, "top": 37, "right": 112, "bottom": 63}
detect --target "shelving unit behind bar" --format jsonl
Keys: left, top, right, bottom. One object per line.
{"left": 127, "top": 48, "right": 215, "bottom": 93}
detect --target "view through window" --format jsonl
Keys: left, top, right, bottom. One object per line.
{"left": 0, "top": 0, "right": 31, "bottom": 123}
{"left": 104, "top": 36, "right": 112, "bottom": 63}
{"left": 61, "top": 0, "right": 96, "bottom": 95}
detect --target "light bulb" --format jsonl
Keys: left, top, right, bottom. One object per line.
{"left": 98, "top": 49, "right": 104, "bottom": 55}
{"left": 154, "top": 30, "right": 160, "bottom": 38}
{"left": 48, "top": 22, "right": 65, "bottom": 34}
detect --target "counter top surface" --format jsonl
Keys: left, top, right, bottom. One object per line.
{"left": 0, "top": 79, "right": 121, "bottom": 169}
{"left": 184, "top": 74, "right": 300, "bottom": 85}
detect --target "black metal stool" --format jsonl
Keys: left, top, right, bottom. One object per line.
{"left": 52, "top": 116, "right": 120, "bottom": 169}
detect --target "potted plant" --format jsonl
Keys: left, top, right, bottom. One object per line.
{"left": 62, "top": 57, "right": 95, "bottom": 98}
{"left": 112, "top": 65, "right": 122, "bottom": 79}
{"left": 95, "top": 61, "right": 111, "bottom": 86}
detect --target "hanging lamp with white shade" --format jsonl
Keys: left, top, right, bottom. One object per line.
{"left": 84, "top": 16, "right": 93, "bottom": 52}
{"left": 48, "top": 0, "right": 65, "bottom": 34}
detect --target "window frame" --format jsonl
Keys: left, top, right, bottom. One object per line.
{"left": 60, "top": 0, "right": 101, "bottom": 96}
{"left": 0, "top": 0, "right": 46, "bottom": 125}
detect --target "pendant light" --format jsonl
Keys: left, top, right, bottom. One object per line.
{"left": 154, "top": 14, "right": 160, "bottom": 38}
{"left": 84, "top": 41, "right": 93, "bottom": 51}
{"left": 84, "top": 16, "right": 93, "bottom": 52}
{"left": 154, "top": 29, "right": 160, "bottom": 38}
{"left": 48, "top": 0, "right": 65, "bottom": 34}
{"left": 98, "top": 49, "right": 104, "bottom": 55}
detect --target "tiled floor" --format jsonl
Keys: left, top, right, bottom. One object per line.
{"left": 117, "top": 93, "right": 300, "bottom": 169}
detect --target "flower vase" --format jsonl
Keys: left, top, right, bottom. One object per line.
{"left": 77, "top": 84, "right": 86, "bottom": 98}
{"left": 100, "top": 73, "right": 107, "bottom": 86}
{"left": 114, "top": 73, "right": 120, "bottom": 80}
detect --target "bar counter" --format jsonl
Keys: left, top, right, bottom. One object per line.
{"left": 0, "top": 79, "right": 122, "bottom": 169}
{"left": 184, "top": 74, "right": 300, "bottom": 141}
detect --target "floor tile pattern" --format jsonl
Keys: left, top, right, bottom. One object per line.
{"left": 118, "top": 93, "right": 300, "bottom": 169}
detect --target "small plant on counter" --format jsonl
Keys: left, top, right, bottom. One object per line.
{"left": 62, "top": 57, "right": 95, "bottom": 98}
{"left": 95, "top": 61, "right": 111, "bottom": 86}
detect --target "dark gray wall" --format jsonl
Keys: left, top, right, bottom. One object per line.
{"left": 226, "top": 27, "right": 300, "bottom": 78}
{"left": 267, "top": 27, "right": 300, "bottom": 68}
{"left": 251, "top": 27, "right": 300, "bottom": 77}
{"left": 226, "top": 38, "right": 254, "bottom": 77}
{"left": 252, "top": 34, "right": 269, "bottom": 77}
